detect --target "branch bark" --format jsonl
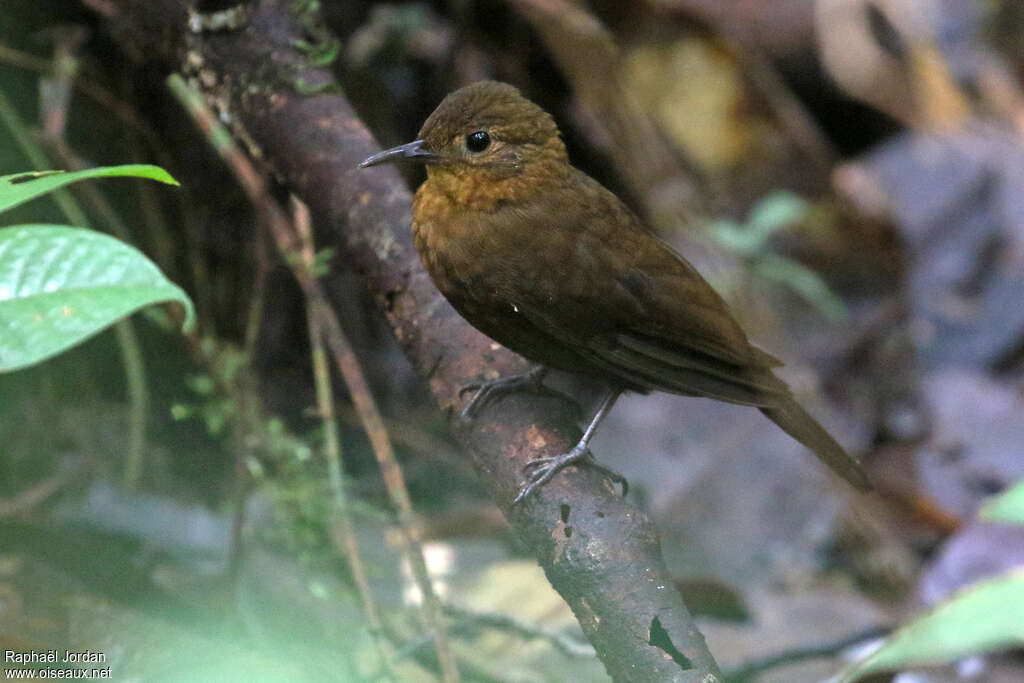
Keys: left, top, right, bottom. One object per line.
{"left": 89, "top": 1, "right": 723, "bottom": 679}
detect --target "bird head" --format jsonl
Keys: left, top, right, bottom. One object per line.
{"left": 360, "top": 81, "right": 568, "bottom": 183}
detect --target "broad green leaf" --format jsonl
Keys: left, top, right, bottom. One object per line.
{"left": 838, "top": 569, "right": 1024, "bottom": 682}
{"left": 980, "top": 479, "right": 1024, "bottom": 525}
{"left": 0, "top": 225, "right": 194, "bottom": 372}
{"left": 0, "top": 165, "right": 178, "bottom": 214}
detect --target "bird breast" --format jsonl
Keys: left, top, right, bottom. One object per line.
{"left": 412, "top": 179, "right": 563, "bottom": 308}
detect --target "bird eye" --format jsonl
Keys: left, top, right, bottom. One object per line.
{"left": 465, "top": 131, "right": 491, "bottom": 153}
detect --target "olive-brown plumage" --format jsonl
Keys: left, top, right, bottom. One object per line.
{"left": 361, "top": 81, "right": 870, "bottom": 501}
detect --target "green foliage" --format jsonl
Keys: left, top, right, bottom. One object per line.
{"left": 290, "top": 0, "right": 340, "bottom": 84}
{"left": 168, "top": 335, "right": 344, "bottom": 570}
{"left": 708, "top": 191, "right": 847, "bottom": 321}
{"left": 0, "top": 166, "right": 191, "bottom": 372}
{"left": 311, "top": 247, "right": 335, "bottom": 277}
{"left": 0, "top": 165, "right": 178, "bottom": 214}
{"left": 841, "top": 477, "right": 1024, "bottom": 680}
{"left": 838, "top": 570, "right": 1024, "bottom": 681}
{"left": 294, "top": 37, "right": 341, "bottom": 67}
{"left": 754, "top": 254, "right": 847, "bottom": 322}
{"left": 980, "top": 479, "right": 1024, "bottom": 525}
{"left": 0, "top": 228, "right": 194, "bottom": 372}
{"left": 172, "top": 343, "right": 245, "bottom": 437}
{"left": 292, "top": 0, "right": 321, "bottom": 14}
{"left": 709, "top": 191, "right": 809, "bottom": 254}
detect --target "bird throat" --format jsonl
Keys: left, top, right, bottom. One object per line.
{"left": 423, "top": 157, "right": 563, "bottom": 212}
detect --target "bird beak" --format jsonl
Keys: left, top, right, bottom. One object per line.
{"left": 359, "top": 140, "right": 438, "bottom": 168}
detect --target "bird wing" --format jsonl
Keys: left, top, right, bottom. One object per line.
{"left": 516, "top": 299, "right": 786, "bottom": 406}
{"left": 505, "top": 171, "right": 789, "bottom": 406}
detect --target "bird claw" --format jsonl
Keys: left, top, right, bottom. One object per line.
{"left": 460, "top": 367, "right": 578, "bottom": 420}
{"left": 512, "top": 446, "right": 628, "bottom": 505}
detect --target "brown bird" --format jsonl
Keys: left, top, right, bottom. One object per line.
{"left": 361, "top": 81, "right": 870, "bottom": 503}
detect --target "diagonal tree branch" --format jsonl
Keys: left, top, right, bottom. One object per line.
{"left": 88, "top": 0, "right": 723, "bottom": 679}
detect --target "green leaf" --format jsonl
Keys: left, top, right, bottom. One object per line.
{"left": 0, "top": 225, "right": 195, "bottom": 372}
{"left": 0, "top": 165, "right": 178, "bottom": 215}
{"left": 755, "top": 254, "right": 847, "bottom": 321}
{"left": 707, "top": 192, "right": 811, "bottom": 256}
{"left": 748, "top": 191, "right": 809, "bottom": 232}
{"left": 980, "top": 479, "right": 1024, "bottom": 525}
{"left": 707, "top": 219, "right": 762, "bottom": 255}
{"left": 838, "top": 569, "right": 1024, "bottom": 682}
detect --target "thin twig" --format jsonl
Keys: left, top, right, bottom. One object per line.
{"left": 311, "top": 293, "right": 461, "bottom": 683}
{"left": 225, "top": 455, "right": 247, "bottom": 586}
{"left": 0, "top": 40, "right": 154, "bottom": 143}
{"left": 508, "top": 0, "right": 702, "bottom": 219}
{"left": 243, "top": 231, "right": 270, "bottom": 355}
{"left": 0, "top": 458, "right": 95, "bottom": 518}
{"left": 293, "top": 197, "right": 343, "bottom": 505}
{"left": 42, "top": 137, "right": 151, "bottom": 490}
{"left": 114, "top": 320, "right": 149, "bottom": 490}
{"left": 723, "top": 624, "right": 891, "bottom": 682}
{"left": 734, "top": 44, "right": 839, "bottom": 172}
{"left": 293, "top": 196, "right": 398, "bottom": 679}
{"left": 443, "top": 603, "right": 596, "bottom": 658}
{"left": 0, "top": 78, "right": 150, "bottom": 491}
{"left": 0, "top": 85, "right": 87, "bottom": 225}
{"left": 36, "top": 37, "right": 151, "bottom": 491}
{"left": 134, "top": 175, "right": 175, "bottom": 272}
{"left": 167, "top": 73, "right": 459, "bottom": 682}
{"left": 332, "top": 404, "right": 469, "bottom": 477}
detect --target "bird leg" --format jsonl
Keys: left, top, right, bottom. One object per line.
{"left": 513, "top": 389, "right": 627, "bottom": 505}
{"left": 460, "top": 366, "right": 575, "bottom": 419}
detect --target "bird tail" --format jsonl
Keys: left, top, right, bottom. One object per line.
{"left": 760, "top": 400, "right": 871, "bottom": 491}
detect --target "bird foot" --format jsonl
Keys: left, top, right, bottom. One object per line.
{"left": 512, "top": 445, "right": 628, "bottom": 505}
{"left": 460, "top": 367, "right": 577, "bottom": 419}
